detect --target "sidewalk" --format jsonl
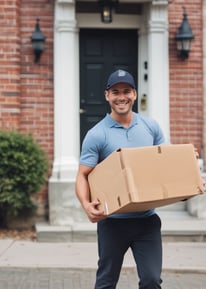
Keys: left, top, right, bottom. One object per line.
{"left": 1, "top": 209, "right": 206, "bottom": 289}
{"left": 0, "top": 239, "right": 206, "bottom": 289}
{"left": 0, "top": 239, "right": 206, "bottom": 273}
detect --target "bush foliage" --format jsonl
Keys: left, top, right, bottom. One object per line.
{"left": 0, "top": 131, "right": 49, "bottom": 225}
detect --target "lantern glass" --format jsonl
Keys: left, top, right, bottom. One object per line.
{"left": 176, "top": 40, "right": 183, "bottom": 51}
{"left": 102, "top": 6, "right": 112, "bottom": 23}
{"left": 176, "top": 39, "right": 191, "bottom": 52}
{"left": 32, "top": 40, "right": 44, "bottom": 52}
{"left": 182, "top": 39, "right": 191, "bottom": 51}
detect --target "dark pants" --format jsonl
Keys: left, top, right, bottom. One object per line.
{"left": 94, "top": 214, "right": 162, "bottom": 289}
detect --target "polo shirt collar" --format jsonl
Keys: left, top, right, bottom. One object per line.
{"left": 105, "top": 113, "right": 138, "bottom": 128}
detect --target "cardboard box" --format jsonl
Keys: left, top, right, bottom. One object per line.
{"left": 88, "top": 144, "right": 204, "bottom": 215}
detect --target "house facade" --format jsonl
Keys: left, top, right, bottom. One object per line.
{"left": 0, "top": 0, "right": 205, "bottom": 227}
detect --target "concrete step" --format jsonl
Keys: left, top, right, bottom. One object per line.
{"left": 159, "top": 210, "right": 206, "bottom": 242}
{"left": 36, "top": 211, "right": 206, "bottom": 242}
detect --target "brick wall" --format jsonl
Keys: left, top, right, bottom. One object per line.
{"left": 0, "top": 0, "right": 54, "bottom": 221}
{"left": 20, "top": 0, "right": 54, "bottom": 159}
{"left": 169, "top": 0, "right": 203, "bottom": 157}
{"left": 0, "top": 0, "right": 21, "bottom": 129}
{"left": 19, "top": 0, "right": 54, "bottom": 209}
{"left": 203, "top": 0, "right": 206, "bottom": 172}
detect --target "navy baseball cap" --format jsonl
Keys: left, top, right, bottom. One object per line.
{"left": 106, "top": 69, "right": 136, "bottom": 90}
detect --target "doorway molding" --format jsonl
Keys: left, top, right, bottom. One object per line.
{"left": 49, "top": 0, "right": 169, "bottom": 226}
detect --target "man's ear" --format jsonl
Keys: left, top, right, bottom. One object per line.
{"left": 104, "top": 90, "right": 109, "bottom": 101}
{"left": 134, "top": 89, "right": 137, "bottom": 100}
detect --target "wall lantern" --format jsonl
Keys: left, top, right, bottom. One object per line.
{"left": 175, "top": 7, "right": 194, "bottom": 59}
{"left": 30, "top": 18, "right": 46, "bottom": 63}
{"left": 98, "top": 0, "right": 119, "bottom": 23}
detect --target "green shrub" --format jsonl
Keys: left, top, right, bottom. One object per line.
{"left": 0, "top": 131, "right": 49, "bottom": 226}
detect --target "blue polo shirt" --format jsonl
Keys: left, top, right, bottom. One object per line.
{"left": 80, "top": 112, "right": 165, "bottom": 218}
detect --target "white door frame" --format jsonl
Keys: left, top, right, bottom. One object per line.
{"left": 48, "top": 0, "right": 170, "bottom": 226}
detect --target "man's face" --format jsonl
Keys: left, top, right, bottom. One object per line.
{"left": 105, "top": 83, "right": 137, "bottom": 116}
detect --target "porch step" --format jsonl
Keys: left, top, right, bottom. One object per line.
{"left": 159, "top": 210, "right": 206, "bottom": 242}
{"left": 36, "top": 211, "right": 206, "bottom": 242}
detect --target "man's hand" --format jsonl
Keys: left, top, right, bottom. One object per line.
{"left": 198, "top": 181, "right": 206, "bottom": 194}
{"left": 85, "top": 199, "right": 107, "bottom": 223}
{"left": 193, "top": 147, "right": 205, "bottom": 193}
{"left": 75, "top": 165, "right": 107, "bottom": 223}
{"left": 194, "top": 147, "right": 199, "bottom": 159}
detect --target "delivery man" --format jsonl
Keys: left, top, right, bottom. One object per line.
{"left": 75, "top": 69, "right": 165, "bottom": 289}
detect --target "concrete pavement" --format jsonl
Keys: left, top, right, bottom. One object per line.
{"left": 1, "top": 210, "right": 206, "bottom": 288}
{"left": 0, "top": 239, "right": 206, "bottom": 272}
{"left": 0, "top": 239, "right": 206, "bottom": 289}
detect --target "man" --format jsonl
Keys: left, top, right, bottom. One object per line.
{"left": 75, "top": 69, "right": 165, "bottom": 289}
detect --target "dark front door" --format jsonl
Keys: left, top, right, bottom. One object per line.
{"left": 79, "top": 29, "right": 138, "bottom": 145}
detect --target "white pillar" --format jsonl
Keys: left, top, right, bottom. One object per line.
{"left": 48, "top": 0, "right": 82, "bottom": 225}
{"left": 146, "top": 1, "right": 170, "bottom": 142}
{"left": 52, "top": 0, "right": 79, "bottom": 181}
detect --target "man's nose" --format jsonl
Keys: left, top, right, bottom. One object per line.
{"left": 118, "top": 92, "right": 126, "bottom": 98}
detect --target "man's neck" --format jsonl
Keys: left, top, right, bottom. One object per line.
{"left": 110, "top": 112, "right": 133, "bottom": 128}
